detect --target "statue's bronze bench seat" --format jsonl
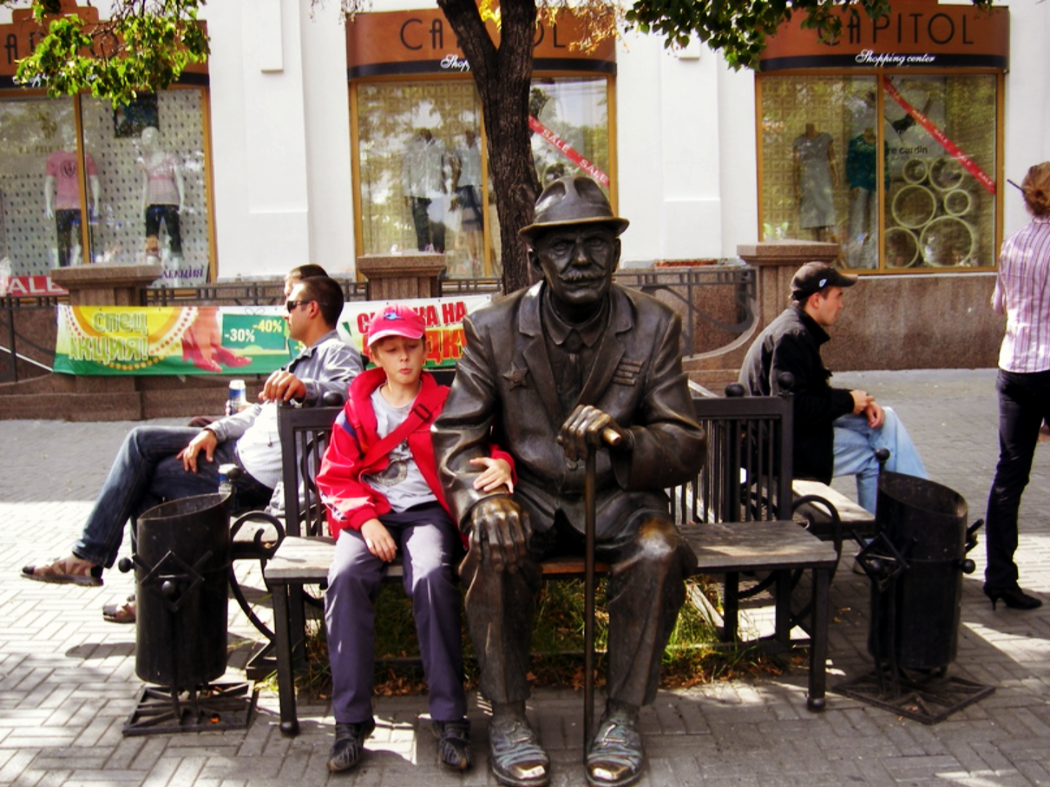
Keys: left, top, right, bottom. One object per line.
{"left": 264, "top": 519, "right": 838, "bottom": 735}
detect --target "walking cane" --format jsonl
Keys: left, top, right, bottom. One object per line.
{"left": 583, "top": 427, "right": 622, "bottom": 761}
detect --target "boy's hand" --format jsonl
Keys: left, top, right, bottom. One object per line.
{"left": 361, "top": 519, "right": 397, "bottom": 562}
{"left": 470, "top": 457, "right": 515, "bottom": 494}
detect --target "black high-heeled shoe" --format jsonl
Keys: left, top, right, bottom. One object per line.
{"left": 984, "top": 585, "right": 1043, "bottom": 611}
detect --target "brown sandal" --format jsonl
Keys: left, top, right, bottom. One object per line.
{"left": 102, "top": 597, "right": 136, "bottom": 624}
{"left": 22, "top": 556, "right": 103, "bottom": 587}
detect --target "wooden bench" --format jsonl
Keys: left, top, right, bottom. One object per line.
{"left": 265, "top": 520, "right": 838, "bottom": 734}
{"left": 256, "top": 389, "right": 840, "bottom": 735}
{"left": 714, "top": 377, "right": 876, "bottom": 544}
{"left": 792, "top": 479, "right": 877, "bottom": 542}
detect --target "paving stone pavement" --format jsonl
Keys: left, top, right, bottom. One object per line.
{"left": 2, "top": 368, "right": 1049, "bottom": 785}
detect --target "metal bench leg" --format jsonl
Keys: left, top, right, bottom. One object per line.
{"left": 288, "top": 585, "right": 308, "bottom": 668}
{"left": 271, "top": 582, "right": 301, "bottom": 735}
{"left": 806, "top": 567, "right": 829, "bottom": 712}
{"left": 774, "top": 570, "right": 791, "bottom": 650}
{"left": 723, "top": 572, "right": 739, "bottom": 642}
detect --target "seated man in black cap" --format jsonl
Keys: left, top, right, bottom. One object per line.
{"left": 433, "top": 175, "right": 705, "bottom": 787}
{"left": 739, "top": 261, "right": 926, "bottom": 513}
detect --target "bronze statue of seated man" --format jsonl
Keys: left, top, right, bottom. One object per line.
{"left": 433, "top": 176, "right": 706, "bottom": 787}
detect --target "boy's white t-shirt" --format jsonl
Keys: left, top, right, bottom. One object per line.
{"left": 361, "top": 387, "right": 435, "bottom": 512}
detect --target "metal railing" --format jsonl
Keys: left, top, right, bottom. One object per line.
{"left": 1, "top": 264, "right": 754, "bottom": 384}
{"left": 616, "top": 265, "right": 755, "bottom": 356}
{"left": 0, "top": 294, "right": 62, "bottom": 384}
{"left": 439, "top": 265, "right": 757, "bottom": 357}
{"left": 144, "top": 279, "right": 371, "bottom": 307}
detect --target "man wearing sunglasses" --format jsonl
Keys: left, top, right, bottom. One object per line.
{"left": 22, "top": 275, "right": 362, "bottom": 589}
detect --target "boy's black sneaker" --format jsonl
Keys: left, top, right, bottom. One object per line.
{"left": 433, "top": 718, "right": 473, "bottom": 771}
{"left": 328, "top": 719, "right": 376, "bottom": 773}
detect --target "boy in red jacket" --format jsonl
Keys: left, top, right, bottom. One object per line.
{"left": 315, "top": 304, "right": 512, "bottom": 775}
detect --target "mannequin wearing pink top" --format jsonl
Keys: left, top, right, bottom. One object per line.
{"left": 138, "top": 126, "right": 185, "bottom": 277}
{"left": 44, "top": 137, "right": 100, "bottom": 267}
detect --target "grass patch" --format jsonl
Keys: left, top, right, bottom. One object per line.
{"left": 291, "top": 575, "right": 794, "bottom": 700}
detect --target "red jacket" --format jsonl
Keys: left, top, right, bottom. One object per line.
{"left": 316, "top": 367, "right": 512, "bottom": 537}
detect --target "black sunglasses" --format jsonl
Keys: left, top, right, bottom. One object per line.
{"left": 286, "top": 299, "right": 315, "bottom": 312}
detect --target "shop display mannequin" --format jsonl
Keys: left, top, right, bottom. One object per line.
{"left": 44, "top": 130, "right": 100, "bottom": 268}
{"left": 138, "top": 126, "right": 185, "bottom": 279}
{"left": 451, "top": 129, "right": 484, "bottom": 274}
{"left": 792, "top": 123, "right": 838, "bottom": 241}
{"left": 888, "top": 80, "right": 935, "bottom": 140}
{"left": 402, "top": 128, "right": 447, "bottom": 253}
{"left": 846, "top": 126, "right": 885, "bottom": 268}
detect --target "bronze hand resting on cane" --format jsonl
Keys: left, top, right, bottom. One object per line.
{"left": 433, "top": 176, "right": 705, "bottom": 787}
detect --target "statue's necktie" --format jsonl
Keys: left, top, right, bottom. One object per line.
{"left": 561, "top": 331, "right": 584, "bottom": 411}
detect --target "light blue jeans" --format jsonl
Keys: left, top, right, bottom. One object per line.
{"left": 72, "top": 426, "right": 272, "bottom": 569}
{"left": 832, "top": 407, "right": 927, "bottom": 514}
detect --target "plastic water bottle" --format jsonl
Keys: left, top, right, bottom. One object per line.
{"left": 225, "top": 379, "right": 247, "bottom": 416}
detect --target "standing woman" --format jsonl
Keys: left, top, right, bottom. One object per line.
{"left": 984, "top": 161, "right": 1050, "bottom": 610}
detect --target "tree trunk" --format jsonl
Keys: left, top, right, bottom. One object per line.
{"left": 439, "top": 0, "right": 541, "bottom": 295}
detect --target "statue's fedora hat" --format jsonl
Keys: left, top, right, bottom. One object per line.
{"left": 519, "top": 176, "right": 629, "bottom": 242}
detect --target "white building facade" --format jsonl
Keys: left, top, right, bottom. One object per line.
{"left": 0, "top": 0, "right": 1043, "bottom": 291}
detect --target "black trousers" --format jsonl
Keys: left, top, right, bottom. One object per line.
{"left": 459, "top": 511, "right": 696, "bottom": 709}
{"left": 55, "top": 209, "right": 93, "bottom": 267}
{"left": 985, "top": 368, "right": 1050, "bottom": 589}
{"left": 146, "top": 204, "right": 182, "bottom": 254}
{"left": 409, "top": 197, "right": 445, "bottom": 253}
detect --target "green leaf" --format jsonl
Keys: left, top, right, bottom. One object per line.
{"left": 14, "top": 0, "right": 210, "bottom": 106}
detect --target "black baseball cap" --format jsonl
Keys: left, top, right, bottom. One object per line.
{"left": 791, "top": 262, "right": 858, "bottom": 301}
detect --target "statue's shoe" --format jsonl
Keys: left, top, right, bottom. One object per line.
{"left": 488, "top": 716, "right": 550, "bottom": 787}
{"left": 586, "top": 710, "right": 645, "bottom": 787}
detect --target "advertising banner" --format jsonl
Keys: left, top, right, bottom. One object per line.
{"left": 54, "top": 294, "right": 491, "bottom": 376}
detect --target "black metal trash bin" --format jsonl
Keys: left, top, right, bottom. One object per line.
{"left": 133, "top": 493, "right": 231, "bottom": 689}
{"left": 867, "top": 471, "right": 973, "bottom": 672}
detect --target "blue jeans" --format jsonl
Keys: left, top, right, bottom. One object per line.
{"left": 325, "top": 504, "right": 465, "bottom": 724}
{"left": 985, "top": 369, "right": 1050, "bottom": 590}
{"left": 72, "top": 426, "right": 272, "bottom": 569}
{"left": 832, "top": 407, "right": 927, "bottom": 514}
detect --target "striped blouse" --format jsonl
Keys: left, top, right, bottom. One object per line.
{"left": 994, "top": 214, "right": 1050, "bottom": 373}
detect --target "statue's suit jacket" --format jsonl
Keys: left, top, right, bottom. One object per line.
{"left": 433, "top": 281, "right": 706, "bottom": 540}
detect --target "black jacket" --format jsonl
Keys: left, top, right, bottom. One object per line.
{"left": 738, "top": 305, "right": 855, "bottom": 483}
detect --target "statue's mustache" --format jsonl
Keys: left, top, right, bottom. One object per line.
{"left": 559, "top": 269, "right": 607, "bottom": 283}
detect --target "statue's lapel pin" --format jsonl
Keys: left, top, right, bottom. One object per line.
{"left": 503, "top": 362, "right": 530, "bottom": 389}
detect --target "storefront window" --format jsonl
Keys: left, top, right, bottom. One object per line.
{"left": 882, "top": 75, "right": 997, "bottom": 270}
{"left": 759, "top": 72, "right": 999, "bottom": 271}
{"left": 0, "top": 88, "right": 212, "bottom": 286}
{"left": 0, "top": 96, "right": 80, "bottom": 270}
{"left": 529, "top": 77, "right": 610, "bottom": 186}
{"left": 354, "top": 75, "right": 612, "bottom": 280}
{"left": 356, "top": 80, "right": 484, "bottom": 278}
